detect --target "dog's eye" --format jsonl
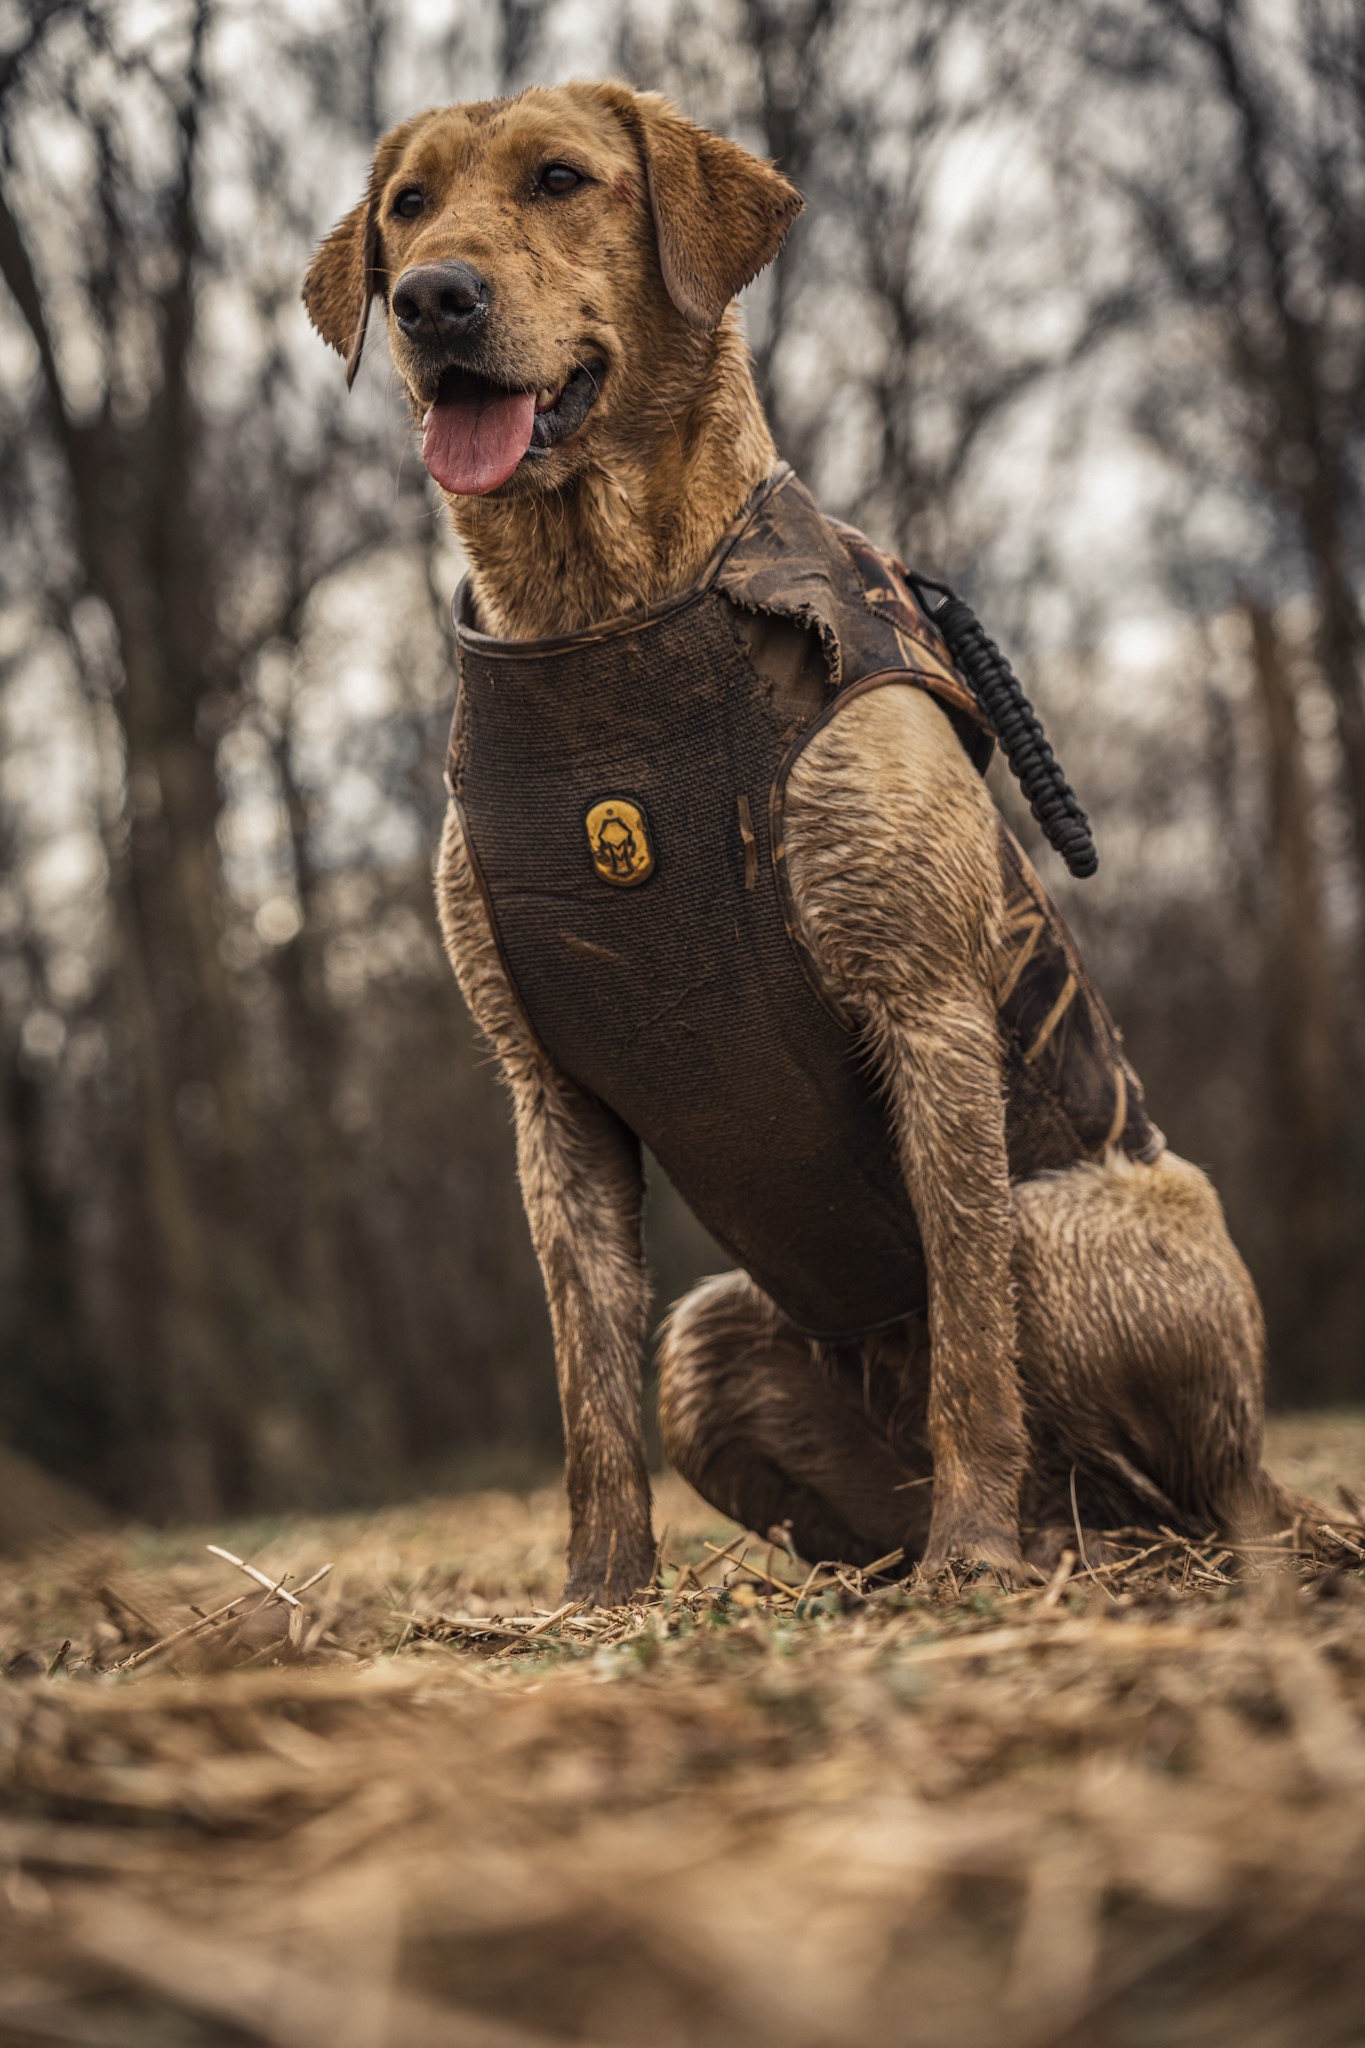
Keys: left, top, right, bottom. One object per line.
{"left": 537, "top": 163, "right": 584, "bottom": 197}
{"left": 393, "top": 188, "right": 424, "bottom": 219}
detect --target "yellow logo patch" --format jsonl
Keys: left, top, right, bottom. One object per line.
{"left": 585, "top": 798, "right": 654, "bottom": 887}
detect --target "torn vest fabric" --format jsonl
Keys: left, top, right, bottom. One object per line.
{"left": 448, "top": 464, "right": 1162, "bottom": 1339}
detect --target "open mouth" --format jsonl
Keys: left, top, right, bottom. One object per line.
{"left": 420, "top": 360, "right": 605, "bottom": 496}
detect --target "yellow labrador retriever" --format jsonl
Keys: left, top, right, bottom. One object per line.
{"left": 306, "top": 81, "right": 1309, "bottom": 1602}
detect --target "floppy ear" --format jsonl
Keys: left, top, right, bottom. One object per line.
{"left": 303, "top": 121, "right": 419, "bottom": 387}
{"left": 598, "top": 86, "right": 803, "bottom": 331}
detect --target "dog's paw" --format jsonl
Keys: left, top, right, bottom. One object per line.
{"left": 562, "top": 1530, "right": 656, "bottom": 1610}
{"left": 920, "top": 1528, "right": 1041, "bottom": 1594}
{"left": 560, "top": 1571, "right": 650, "bottom": 1610}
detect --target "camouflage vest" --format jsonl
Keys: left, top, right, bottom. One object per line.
{"left": 449, "top": 465, "right": 1161, "bottom": 1338}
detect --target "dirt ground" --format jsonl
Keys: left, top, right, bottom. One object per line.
{"left": 2, "top": 1414, "right": 1365, "bottom": 2048}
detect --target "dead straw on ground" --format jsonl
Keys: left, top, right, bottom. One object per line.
{"left": 2, "top": 1421, "right": 1365, "bottom": 2048}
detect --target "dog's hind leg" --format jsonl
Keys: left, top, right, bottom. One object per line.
{"left": 1010, "top": 1149, "right": 1299, "bottom": 1537}
{"left": 662, "top": 1159, "right": 1317, "bottom": 1566}
{"left": 658, "top": 1272, "right": 935, "bottom": 1568}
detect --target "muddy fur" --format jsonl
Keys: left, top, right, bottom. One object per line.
{"left": 659, "top": 1152, "right": 1286, "bottom": 1572}
{"left": 309, "top": 83, "right": 1308, "bottom": 1602}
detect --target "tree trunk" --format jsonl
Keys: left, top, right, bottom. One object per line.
{"left": 1246, "top": 599, "right": 1356, "bottom": 1401}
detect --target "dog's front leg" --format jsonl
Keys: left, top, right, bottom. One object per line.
{"left": 784, "top": 687, "right": 1030, "bottom": 1583}
{"left": 513, "top": 1067, "right": 654, "bottom": 1603}
{"left": 862, "top": 983, "right": 1029, "bottom": 1581}
{"left": 437, "top": 807, "right": 653, "bottom": 1605}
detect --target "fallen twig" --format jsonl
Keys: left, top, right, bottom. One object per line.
{"left": 1038, "top": 1550, "right": 1076, "bottom": 1610}
{"left": 205, "top": 1546, "right": 304, "bottom": 1609}
{"left": 115, "top": 1596, "right": 247, "bottom": 1673}
{"left": 691, "top": 1534, "right": 748, "bottom": 1583}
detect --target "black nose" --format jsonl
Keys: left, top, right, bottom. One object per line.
{"left": 391, "top": 261, "right": 490, "bottom": 342}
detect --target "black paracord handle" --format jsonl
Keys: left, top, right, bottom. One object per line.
{"left": 907, "top": 573, "right": 1098, "bottom": 880}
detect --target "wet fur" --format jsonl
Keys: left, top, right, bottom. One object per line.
{"left": 309, "top": 83, "right": 1305, "bottom": 1602}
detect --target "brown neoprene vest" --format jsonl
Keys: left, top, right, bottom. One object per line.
{"left": 449, "top": 465, "right": 1162, "bottom": 1339}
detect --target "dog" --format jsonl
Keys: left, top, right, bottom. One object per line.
{"left": 305, "top": 81, "right": 1309, "bottom": 1603}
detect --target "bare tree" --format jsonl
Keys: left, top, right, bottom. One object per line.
{"left": 1025, "top": 0, "right": 1365, "bottom": 1397}
{"left": 0, "top": 0, "right": 554, "bottom": 1516}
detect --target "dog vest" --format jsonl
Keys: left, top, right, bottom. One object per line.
{"left": 448, "top": 465, "right": 1162, "bottom": 1338}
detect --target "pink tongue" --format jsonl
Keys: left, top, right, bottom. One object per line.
{"left": 422, "top": 387, "right": 537, "bottom": 495}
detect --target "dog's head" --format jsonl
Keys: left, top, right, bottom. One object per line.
{"left": 303, "top": 82, "right": 802, "bottom": 499}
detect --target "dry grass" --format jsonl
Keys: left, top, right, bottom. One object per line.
{"left": 2, "top": 1415, "right": 1365, "bottom": 2048}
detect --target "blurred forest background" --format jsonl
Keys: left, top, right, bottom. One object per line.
{"left": 1, "top": 0, "right": 1363, "bottom": 1524}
